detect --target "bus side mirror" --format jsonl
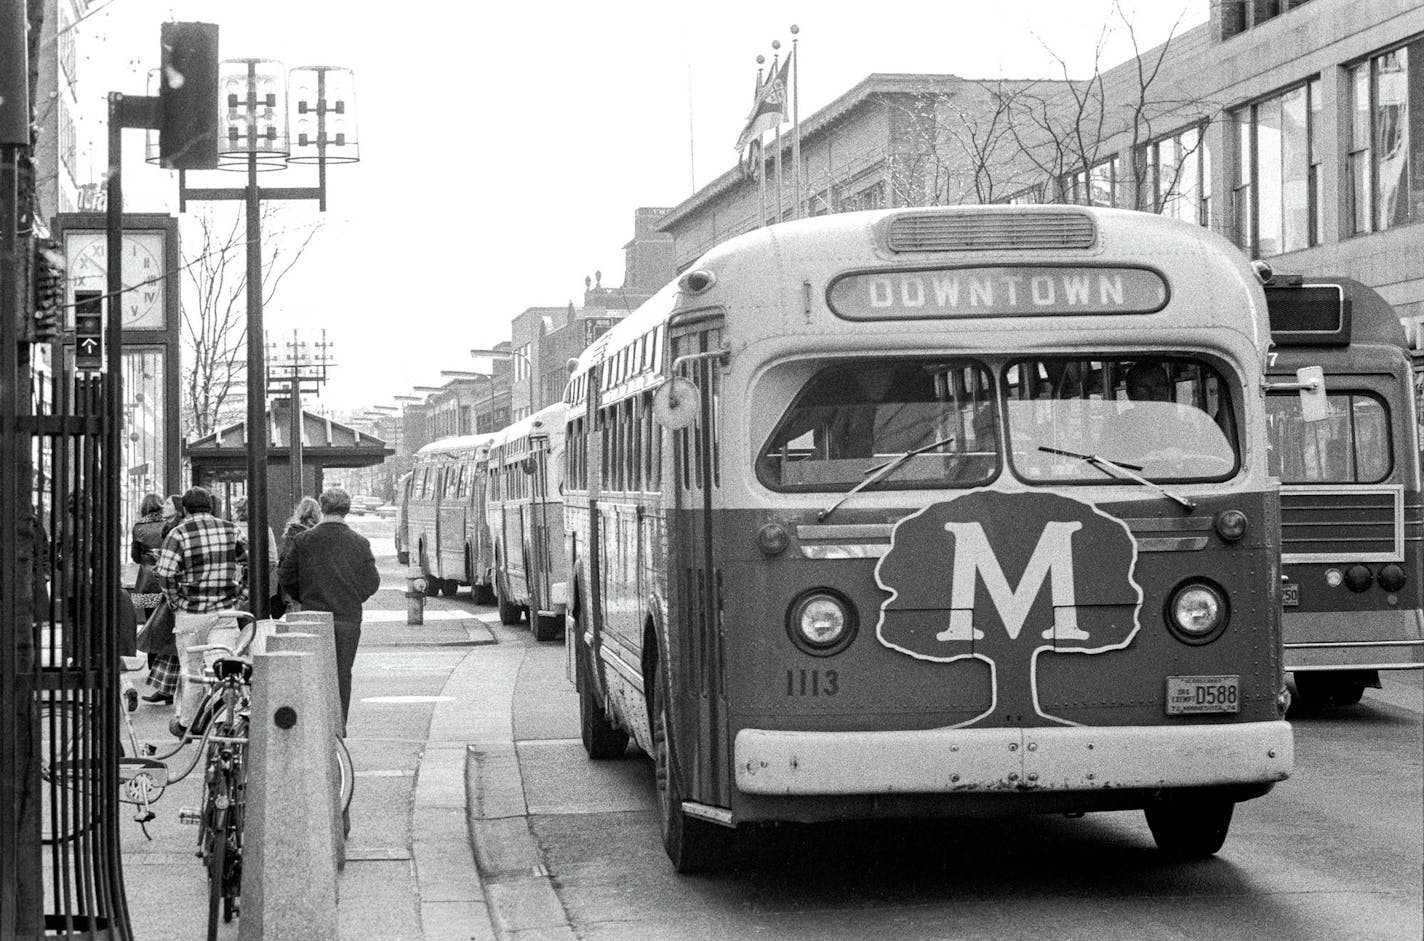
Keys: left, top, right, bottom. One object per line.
{"left": 1263, "top": 366, "right": 1328, "bottom": 422}
{"left": 653, "top": 377, "right": 699, "bottom": 430}
{"left": 1296, "top": 366, "right": 1328, "bottom": 422}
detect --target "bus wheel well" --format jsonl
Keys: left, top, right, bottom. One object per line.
{"left": 642, "top": 616, "right": 659, "bottom": 732}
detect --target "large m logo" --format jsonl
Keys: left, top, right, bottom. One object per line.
{"left": 875, "top": 490, "right": 1142, "bottom": 727}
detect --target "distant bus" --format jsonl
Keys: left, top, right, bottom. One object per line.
{"left": 486, "top": 403, "right": 567, "bottom": 640}
{"left": 564, "top": 205, "right": 1293, "bottom": 871}
{"left": 404, "top": 433, "right": 499, "bottom": 601}
{"left": 1263, "top": 274, "right": 1424, "bottom": 706}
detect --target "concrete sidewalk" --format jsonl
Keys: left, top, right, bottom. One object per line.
{"left": 122, "top": 586, "right": 498, "bottom": 940}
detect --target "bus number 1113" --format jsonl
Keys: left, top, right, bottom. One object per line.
{"left": 786, "top": 668, "right": 840, "bottom": 697}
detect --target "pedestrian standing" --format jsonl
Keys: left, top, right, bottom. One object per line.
{"left": 275, "top": 496, "right": 322, "bottom": 616}
{"left": 143, "top": 487, "right": 243, "bottom": 706}
{"left": 277, "top": 487, "right": 380, "bottom": 723}
{"left": 130, "top": 493, "right": 166, "bottom": 624}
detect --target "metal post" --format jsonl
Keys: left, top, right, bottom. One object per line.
{"left": 246, "top": 148, "right": 270, "bottom": 618}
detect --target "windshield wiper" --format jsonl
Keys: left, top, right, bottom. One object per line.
{"left": 1037, "top": 446, "right": 1196, "bottom": 511}
{"left": 818, "top": 434, "right": 957, "bottom": 522}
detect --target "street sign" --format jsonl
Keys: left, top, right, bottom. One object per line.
{"left": 75, "top": 289, "right": 103, "bottom": 370}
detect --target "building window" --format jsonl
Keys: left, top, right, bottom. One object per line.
{"left": 1347, "top": 38, "right": 1424, "bottom": 237}
{"left": 1143, "top": 125, "right": 1212, "bottom": 227}
{"left": 513, "top": 345, "right": 530, "bottom": 383}
{"left": 1231, "top": 78, "right": 1322, "bottom": 257}
{"left": 1061, "top": 156, "right": 1121, "bottom": 207}
{"left": 839, "top": 181, "right": 886, "bottom": 213}
{"left": 998, "top": 184, "right": 1043, "bottom": 205}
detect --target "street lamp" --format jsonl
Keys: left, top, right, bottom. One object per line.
{"left": 163, "top": 57, "right": 358, "bottom": 618}
{"left": 470, "top": 348, "right": 535, "bottom": 421}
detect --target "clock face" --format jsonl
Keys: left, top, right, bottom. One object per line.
{"left": 64, "top": 229, "right": 168, "bottom": 331}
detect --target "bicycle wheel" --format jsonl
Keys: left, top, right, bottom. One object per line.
{"left": 38, "top": 699, "right": 97, "bottom": 845}
{"left": 205, "top": 800, "right": 227, "bottom": 941}
{"left": 224, "top": 732, "right": 248, "bottom": 923}
{"left": 334, "top": 734, "right": 355, "bottom": 814}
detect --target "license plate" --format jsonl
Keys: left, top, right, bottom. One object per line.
{"left": 1166, "top": 675, "right": 1240, "bottom": 715}
{"left": 1281, "top": 582, "right": 1299, "bottom": 607}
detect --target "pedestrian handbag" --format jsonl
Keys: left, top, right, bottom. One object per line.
{"left": 136, "top": 599, "right": 178, "bottom": 658}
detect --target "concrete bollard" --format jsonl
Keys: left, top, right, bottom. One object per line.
{"left": 250, "top": 618, "right": 281, "bottom": 655}
{"left": 268, "top": 631, "right": 345, "bottom": 871}
{"left": 241, "top": 651, "right": 338, "bottom": 941}
{"left": 406, "top": 559, "right": 425, "bottom": 626}
{"left": 279, "top": 611, "right": 341, "bottom": 735}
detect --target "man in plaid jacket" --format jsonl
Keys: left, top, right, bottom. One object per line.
{"left": 143, "top": 486, "right": 243, "bottom": 704}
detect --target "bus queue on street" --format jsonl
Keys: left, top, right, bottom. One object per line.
{"left": 393, "top": 206, "right": 1424, "bottom": 873}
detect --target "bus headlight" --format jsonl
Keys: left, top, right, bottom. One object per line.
{"left": 1165, "top": 581, "right": 1229, "bottom": 644}
{"left": 787, "top": 590, "right": 857, "bottom": 655}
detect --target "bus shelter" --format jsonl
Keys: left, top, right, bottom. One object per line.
{"left": 183, "top": 399, "right": 392, "bottom": 537}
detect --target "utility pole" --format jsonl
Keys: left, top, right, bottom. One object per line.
{"left": 267, "top": 328, "right": 334, "bottom": 509}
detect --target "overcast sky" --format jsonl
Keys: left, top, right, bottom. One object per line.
{"left": 71, "top": 0, "right": 1207, "bottom": 414}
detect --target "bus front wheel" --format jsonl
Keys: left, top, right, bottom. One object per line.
{"left": 578, "top": 642, "right": 628, "bottom": 759}
{"left": 1293, "top": 671, "right": 1367, "bottom": 708}
{"left": 533, "top": 611, "right": 563, "bottom": 642}
{"left": 653, "top": 668, "right": 726, "bottom": 873}
{"left": 496, "top": 582, "right": 522, "bottom": 625}
{"left": 1144, "top": 793, "right": 1234, "bottom": 859}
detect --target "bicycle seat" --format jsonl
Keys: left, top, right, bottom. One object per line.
{"left": 211, "top": 658, "right": 253, "bottom": 683}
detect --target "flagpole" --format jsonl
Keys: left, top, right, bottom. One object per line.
{"left": 755, "top": 56, "right": 767, "bottom": 227}
{"left": 791, "top": 25, "right": 801, "bottom": 220}
{"left": 687, "top": 64, "right": 696, "bottom": 193}
{"left": 771, "top": 44, "right": 783, "bottom": 224}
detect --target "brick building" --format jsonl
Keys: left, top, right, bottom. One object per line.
{"left": 657, "top": 0, "right": 1424, "bottom": 330}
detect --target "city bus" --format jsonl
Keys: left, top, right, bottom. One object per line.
{"left": 563, "top": 205, "right": 1295, "bottom": 872}
{"left": 1262, "top": 273, "right": 1424, "bottom": 707}
{"left": 404, "top": 433, "right": 499, "bottom": 601}
{"left": 487, "top": 403, "right": 567, "bottom": 640}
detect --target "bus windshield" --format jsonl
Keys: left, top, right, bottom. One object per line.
{"left": 1266, "top": 391, "right": 1391, "bottom": 483}
{"left": 1005, "top": 357, "right": 1239, "bottom": 483}
{"left": 757, "top": 358, "right": 999, "bottom": 491}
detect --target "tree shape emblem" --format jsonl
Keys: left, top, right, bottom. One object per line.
{"left": 874, "top": 489, "right": 1142, "bottom": 727}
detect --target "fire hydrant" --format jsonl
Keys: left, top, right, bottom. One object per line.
{"left": 406, "top": 559, "right": 425, "bottom": 626}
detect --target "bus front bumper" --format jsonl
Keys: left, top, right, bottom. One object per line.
{"left": 734, "top": 721, "right": 1293, "bottom": 796}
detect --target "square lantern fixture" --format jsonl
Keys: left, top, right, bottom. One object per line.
{"left": 219, "top": 58, "right": 290, "bottom": 170}
{"left": 288, "top": 66, "right": 360, "bottom": 164}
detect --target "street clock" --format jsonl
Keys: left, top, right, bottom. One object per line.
{"left": 63, "top": 228, "right": 168, "bottom": 331}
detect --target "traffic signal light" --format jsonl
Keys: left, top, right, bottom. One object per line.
{"left": 158, "top": 22, "right": 220, "bottom": 170}
{"left": 74, "top": 291, "right": 103, "bottom": 371}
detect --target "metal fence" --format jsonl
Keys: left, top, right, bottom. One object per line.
{"left": 3, "top": 145, "right": 131, "bottom": 937}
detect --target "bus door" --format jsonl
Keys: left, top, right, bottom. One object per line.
{"left": 666, "top": 318, "right": 727, "bottom": 805}
{"left": 528, "top": 432, "right": 552, "bottom": 615}
{"left": 582, "top": 363, "right": 615, "bottom": 694}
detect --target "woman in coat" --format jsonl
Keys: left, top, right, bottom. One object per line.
{"left": 130, "top": 493, "right": 166, "bottom": 622}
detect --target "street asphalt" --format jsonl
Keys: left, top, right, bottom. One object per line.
{"left": 115, "top": 514, "right": 1424, "bottom": 939}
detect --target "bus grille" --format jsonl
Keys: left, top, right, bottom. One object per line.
{"left": 1281, "top": 485, "right": 1403, "bottom": 563}
{"left": 886, "top": 211, "right": 1097, "bottom": 252}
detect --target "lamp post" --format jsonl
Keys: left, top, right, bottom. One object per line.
{"left": 470, "top": 348, "right": 535, "bottom": 421}
{"left": 440, "top": 369, "right": 499, "bottom": 433}
{"left": 166, "top": 60, "right": 359, "bottom": 618}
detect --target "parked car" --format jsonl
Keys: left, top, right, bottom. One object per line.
{"left": 374, "top": 503, "right": 397, "bottom": 519}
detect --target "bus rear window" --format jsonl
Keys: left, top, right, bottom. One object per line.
{"left": 1005, "top": 357, "right": 1240, "bottom": 483}
{"left": 1266, "top": 392, "right": 1391, "bottom": 483}
{"left": 757, "top": 358, "right": 999, "bottom": 492}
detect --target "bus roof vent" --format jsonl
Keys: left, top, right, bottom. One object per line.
{"left": 886, "top": 210, "right": 1097, "bottom": 252}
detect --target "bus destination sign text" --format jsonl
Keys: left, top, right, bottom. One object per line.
{"left": 827, "top": 266, "right": 1168, "bottom": 320}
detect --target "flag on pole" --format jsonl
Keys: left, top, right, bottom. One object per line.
{"left": 734, "top": 52, "right": 792, "bottom": 154}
